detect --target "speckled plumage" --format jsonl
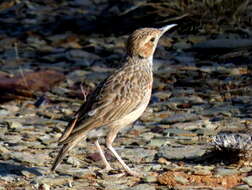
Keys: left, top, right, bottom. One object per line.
{"left": 51, "top": 24, "right": 176, "bottom": 176}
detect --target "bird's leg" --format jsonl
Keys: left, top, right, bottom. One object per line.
{"left": 94, "top": 138, "right": 113, "bottom": 171}
{"left": 106, "top": 128, "right": 141, "bottom": 177}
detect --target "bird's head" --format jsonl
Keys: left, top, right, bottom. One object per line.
{"left": 126, "top": 24, "right": 177, "bottom": 59}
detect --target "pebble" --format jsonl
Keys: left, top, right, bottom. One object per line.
{"left": 232, "top": 184, "right": 251, "bottom": 190}
{"left": 38, "top": 135, "right": 56, "bottom": 145}
{"left": 152, "top": 91, "right": 172, "bottom": 101}
{"left": 119, "top": 148, "right": 156, "bottom": 163}
{"left": 174, "top": 175, "right": 189, "bottom": 184}
{"left": 126, "top": 184, "right": 156, "bottom": 190}
{"left": 0, "top": 144, "right": 10, "bottom": 154}
{"left": 159, "top": 145, "right": 206, "bottom": 160}
{"left": 58, "top": 168, "right": 94, "bottom": 178}
{"left": 143, "top": 175, "right": 157, "bottom": 183}
{"left": 39, "top": 184, "right": 50, "bottom": 190}
{"left": 66, "top": 157, "right": 81, "bottom": 168}
{"left": 33, "top": 176, "right": 73, "bottom": 186}
{"left": 7, "top": 121, "right": 22, "bottom": 130}
{"left": 242, "top": 176, "right": 252, "bottom": 186}
{"left": 148, "top": 137, "right": 169, "bottom": 147}
{"left": 11, "top": 152, "right": 49, "bottom": 166}
{"left": 214, "top": 168, "right": 239, "bottom": 176}
{"left": 161, "top": 113, "right": 200, "bottom": 124}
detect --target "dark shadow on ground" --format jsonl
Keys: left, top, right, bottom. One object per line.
{"left": 0, "top": 162, "right": 42, "bottom": 176}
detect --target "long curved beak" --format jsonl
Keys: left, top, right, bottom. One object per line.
{"left": 159, "top": 24, "right": 177, "bottom": 36}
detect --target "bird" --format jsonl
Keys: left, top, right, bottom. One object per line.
{"left": 51, "top": 24, "right": 177, "bottom": 176}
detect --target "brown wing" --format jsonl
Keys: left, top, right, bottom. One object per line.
{"left": 59, "top": 60, "right": 152, "bottom": 144}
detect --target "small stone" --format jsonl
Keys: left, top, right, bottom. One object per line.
{"left": 104, "top": 184, "right": 129, "bottom": 190}
{"left": 0, "top": 109, "right": 9, "bottom": 116}
{"left": 1, "top": 104, "right": 20, "bottom": 112}
{"left": 164, "top": 128, "right": 193, "bottom": 137}
{"left": 159, "top": 145, "right": 206, "bottom": 160}
{"left": 242, "top": 175, "right": 252, "bottom": 186}
{"left": 7, "top": 121, "right": 22, "bottom": 130}
{"left": 215, "top": 168, "right": 239, "bottom": 177}
{"left": 119, "top": 148, "right": 156, "bottom": 163}
{"left": 239, "top": 167, "right": 252, "bottom": 173}
{"left": 33, "top": 176, "right": 73, "bottom": 186}
{"left": 21, "top": 170, "right": 37, "bottom": 178}
{"left": 143, "top": 175, "right": 157, "bottom": 183}
{"left": 66, "top": 156, "right": 81, "bottom": 167}
{"left": 0, "top": 144, "right": 10, "bottom": 154}
{"left": 158, "top": 157, "right": 172, "bottom": 165}
{"left": 11, "top": 152, "right": 49, "bottom": 166}
{"left": 57, "top": 168, "right": 93, "bottom": 178}
{"left": 61, "top": 108, "right": 74, "bottom": 115}
{"left": 150, "top": 164, "right": 162, "bottom": 171}
{"left": 232, "top": 184, "right": 250, "bottom": 190}
{"left": 174, "top": 175, "right": 189, "bottom": 184}
{"left": 148, "top": 138, "right": 168, "bottom": 147}
{"left": 38, "top": 135, "right": 56, "bottom": 145}
{"left": 39, "top": 184, "right": 50, "bottom": 190}
{"left": 161, "top": 113, "right": 199, "bottom": 124}
{"left": 193, "top": 166, "right": 213, "bottom": 175}
{"left": 152, "top": 91, "right": 172, "bottom": 101}
{"left": 126, "top": 184, "right": 155, "bottom": 190}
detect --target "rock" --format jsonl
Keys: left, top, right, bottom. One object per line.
{"left": 38, "top": 135, "right": 56, "bottom": 145}
{"left": 232, "top": 184, "right": 251, "bottom": 190}
{"left": 148, "top": 138, "right": 169, "bottom": 147}
{"left": 242, "top": 176, "right": 252, "bottom": 186}
{"left": 1, "top": 104, "right": 20, "bottom": 112}
{"left": 11, "top": 152, "right": 49, "bottom": 166}
{"left": 192, "top": 166, "right": 213, "bottom": 175}
{"left": 159, "top": 145, "right": 206, "bottom": 160}
{"left": 39, "top": 183, "right": 50, "bottom": 190}
{"left": 33, "top": 176, "right": 73, "bottom": 186}
{"left": 163, "top": 128, "right": 194, "bottom": 137}
{"left": 21, "top": 170, "right": 37, "bottom": 178}
{"left": 66, "top": 156, "right": 81, "bottom": 168}
{"left": 7, "top": 121, "right": 22, "bottom": 130}
{"left": 174, "top": 175, "right": 189, "bottom": 184}
{"left": 0, "top": 144, "right": 10, "bottom": 154}
{"left": 57, "top": 168, "right": 94, "bottom": 178}
{"left": 99, "top": 175, "right": 132, "bottom": 190}
{"left": 161, "top": 113, "right": 200, "bottom": 124}
{"left": 171, "top": 119, "right": 218, "bottom": 130}
{"left": 2, "top": 135, "right": 22, "bottom": 144}
{"left": 0, "top": 109, "right": 9, "bottom": 116}
{"left": 214, "top": 168, "right": 239, "bottom": 176}
{"left": 66, "top": 49, "right": 100, "bottom": 66}
{"left": 152, "top": 91, "right": 172, "bottom": 101}
{"left": 119, "top": 148, "right": 156, "bottom": 163}
{"left": 143, "top": 175, "right": 157, "bottom": 183}
{"left": 126, "top": 184, "right": 156, "bottom": 190}
{"left": 104, "top": 184, "right": 129, "bottom": 190}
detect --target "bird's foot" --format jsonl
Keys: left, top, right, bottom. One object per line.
{"left": 104, "top": 165, "right": 113, "bottom": 171}
{"left": 98, "top": 166, "right": 113, "bottom": 174}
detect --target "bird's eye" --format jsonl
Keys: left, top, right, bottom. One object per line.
{"left": 150, "top": 37, "right": 155, "bottom": 42}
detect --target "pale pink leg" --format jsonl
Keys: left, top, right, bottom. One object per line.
{"left": 106, "top": 128, "right": 141, "bottom": 176}
{"left": 95, "top": 139, "right": 113, "bottom": 170}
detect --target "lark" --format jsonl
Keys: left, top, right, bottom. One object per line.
{"left": 51, "top": 24, "right": 177, "bottom": 176}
